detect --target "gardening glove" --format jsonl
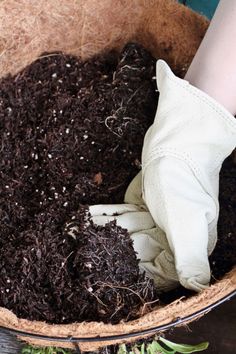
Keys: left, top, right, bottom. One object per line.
{"left": 78, "top": 60, "right": 236, "bottom": 292}
{"left": 140, "top": 60, "right": 236, "bottom": 291}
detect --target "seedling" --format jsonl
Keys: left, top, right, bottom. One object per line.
{"left": 118, "top": 337, "right": 209, "bottom": 354}
{"left": 22, "top": 346, "right": 72, "bottom": 354}
{"left": 22, "top": 336, "right": 208, "bottom": 354}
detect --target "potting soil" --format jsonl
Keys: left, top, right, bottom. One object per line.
{"left": 0, "top": 43, "right": 235, "bottom": 324}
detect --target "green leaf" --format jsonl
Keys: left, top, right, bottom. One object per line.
{"left": 59, "top": 349, "right": 73, "bottom": 354}
{"left": 140, "top": 343, "right": 145, "bottom": 354}
{"left": 148, "top": 340, "right": 176, "bottom": 354}
{"left": 159, "top": 338, "right": 209, "bottom": 353}
{"left": 118, "top": 344, "right": 128, "bottom": 354}
{"left": 21, "top": 346, "right": 73, "bottom": 354}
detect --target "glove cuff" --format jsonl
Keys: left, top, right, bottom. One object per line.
{"left": 142, "top": 60, "right": 236, "bottom": 200}
{"left": 156, "top": 59, "right": 236, "bottom": 132}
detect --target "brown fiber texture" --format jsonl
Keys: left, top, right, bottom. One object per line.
{"left": 0, "top": 0, "right": 235, "bottom": 352}
{"left": 0, "top": 269, "right": 234, "bottom": 351}
{"left": 0, "top": 0, "right": 208, "bottom": 78}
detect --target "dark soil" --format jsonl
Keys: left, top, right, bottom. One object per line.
{"left": 210, "top": 154, "right": 236, "bottom": 278}
{"left": 0, "top": 43, "right": 158, "bottom": 324}
{"left": 66, "top": 207, "right": 157, "bottom": 323}
{"left": 0, "top": 42, "right": 235, "bottom": 324}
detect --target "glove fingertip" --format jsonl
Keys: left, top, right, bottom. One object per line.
{"left": 179, "top": 274, "right": 210, "bottom": 292}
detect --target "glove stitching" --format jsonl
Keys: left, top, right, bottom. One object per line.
{"left": 144, "top": 118, "right": 228, "bottom": 178}
{"left": 142, "top": 147, "right": 219, "bottom": 224}
{"left": 143, "top": 146, "right": 205, "bottom": 182}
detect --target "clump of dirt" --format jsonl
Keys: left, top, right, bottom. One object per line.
{"left": 67, "top": 207, "right": 158, "bottom": 323}
{"left": 0, "top": 42, "right": 235, "bottom": 325}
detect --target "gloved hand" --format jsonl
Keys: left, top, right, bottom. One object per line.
{"left": 89, "top": 174, "right": 180, "bottom": 292}
{"left": 81, "top": 60, "right": 236, "bottom": 292}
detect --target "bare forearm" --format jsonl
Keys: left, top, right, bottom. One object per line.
{"left": 185, "top": 0, "right": 236, "bottom": 115}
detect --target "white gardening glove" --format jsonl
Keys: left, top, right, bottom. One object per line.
{"left": 72, "top": 60, "right": 236, "bottom": 292}
{"left": 141, "top": 60, "right": 236, "bottom": 291}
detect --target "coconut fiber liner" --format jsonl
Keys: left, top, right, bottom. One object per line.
{"left": 0, "top": 0, "right": 235, "bottom": 351}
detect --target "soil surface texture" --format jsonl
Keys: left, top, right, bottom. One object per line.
{"left": 0, "top": 43, "right": 158, "bottom": 324}
{"left": 0, "top": 43, "right": 235, "bottom": 324}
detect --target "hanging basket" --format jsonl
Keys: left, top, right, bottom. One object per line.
{"left": 0, "top": 0, "right": 235, "bottom": 351}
